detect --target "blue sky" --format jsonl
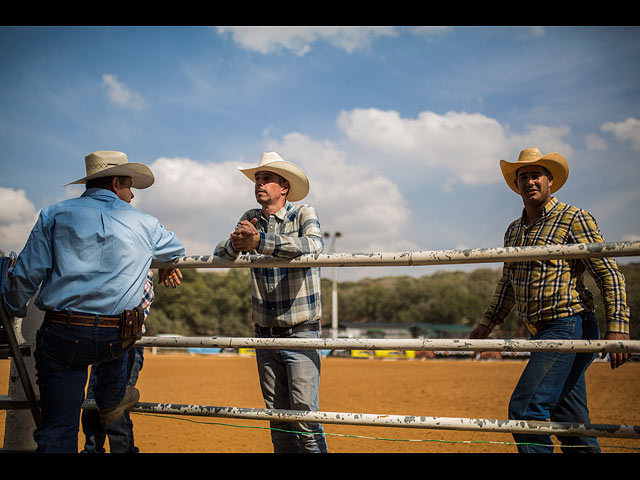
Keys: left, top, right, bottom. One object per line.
{"left": 1, "top": 26, "right": 639, "bottom": 280}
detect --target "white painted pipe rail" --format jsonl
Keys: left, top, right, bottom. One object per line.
{"left": 152, "top": 240, "right": 640, "bottom": 269}
{"left": 81, "top": 400, "right": 640, "bottom": 439}
{"left": 136, "top": 336, "right": 640, "bottom": 354}
{"left": 138, "top": 242, "right": 640, "bottom": 447}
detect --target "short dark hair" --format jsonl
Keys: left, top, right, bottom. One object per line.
{"left": 86, "top": 175, "right": 130, "bottom": 190}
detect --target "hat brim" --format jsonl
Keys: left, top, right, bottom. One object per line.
{"left": 239, "top": 161, "right": 309, "bottom": 202}
{"left": 64, "top": 163, "right": 155, "bottom": 189}
{"left": 500, "top": 153, "right": 568, "bottom": 194}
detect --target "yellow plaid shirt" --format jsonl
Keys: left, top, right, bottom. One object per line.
{"left": 482, "top": 197, "right": 630, "bottom": 335}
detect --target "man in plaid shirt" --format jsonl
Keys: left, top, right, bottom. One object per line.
{"left": 215, "top": 152, "right": 327, "bottom": 453}
{"left": 471, "top": 148, "right": 631, "bottom": 453}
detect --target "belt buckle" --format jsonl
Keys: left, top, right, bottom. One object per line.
{"left": 269, "top": 326, "right": 291, "bottom": 337}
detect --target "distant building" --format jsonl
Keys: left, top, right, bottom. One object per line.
{"left": 325, "top": 322, "right": 476, "bottom": 360}
{"left": 329, "top": 322, "right": 474, "bottom": 339}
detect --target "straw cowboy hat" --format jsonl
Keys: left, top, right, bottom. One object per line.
{"left": 239, "top": 152, "right": 310, "bottom": 202}
{"left": 500, "top": 147, "right": 569, "bottom": 194}
{"left": 64, "top": 150, "right": 155, "bottom": 189}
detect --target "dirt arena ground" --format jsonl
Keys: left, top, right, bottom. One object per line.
{"left": 2, "top": 353, "right": 639, "bottom": 453}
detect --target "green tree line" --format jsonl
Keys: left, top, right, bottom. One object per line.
{"left": 147, "top": 263, "right": 640, "bottom": 339}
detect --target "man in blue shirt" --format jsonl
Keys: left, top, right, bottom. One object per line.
{"left": 2, "top": 150, "right": 185, "bottom": 452}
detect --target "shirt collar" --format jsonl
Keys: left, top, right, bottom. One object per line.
{"left": 263, "top": 201, "right": 291, "bottom": 221}
{"left": 81, "top": 188, "right": 119, "bottom": 200}
{"left": 542, "top": 196, "right": 559, "bottom": 215}
{"left": 520, "top": 196, "right": 559, "bottom": 225}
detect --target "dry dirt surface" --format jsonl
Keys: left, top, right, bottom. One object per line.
{"left": 2, "top": 353, "right": 639, "bottom": 453}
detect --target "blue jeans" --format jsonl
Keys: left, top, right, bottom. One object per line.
{"left": 255, "top": 329, "right": 328, "bottom": 453}
{"left": 33, "top": 321, "right": 131, "bottom": 453}
{"left": 508, "top": 312, "right": 601, "bottom": 453}
{"left": 81, "top": 347, "right": 144, "bottom": 453}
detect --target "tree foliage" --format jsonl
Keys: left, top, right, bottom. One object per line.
{"left": 328, "top": 268, "right": 524, "bottom": 336}
{"left": 146, "top": 268, "right": 253, "bottom": 337}
{"left": 147, "top": 263, "right": 639, "bottom": 339}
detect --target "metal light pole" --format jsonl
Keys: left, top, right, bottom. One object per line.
{"left": 323, "top": 232, "right": 341, "bottom": 338}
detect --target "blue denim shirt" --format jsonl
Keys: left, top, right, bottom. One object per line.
{"left": 2, "top": 188, "right": 185, "bottom": 318}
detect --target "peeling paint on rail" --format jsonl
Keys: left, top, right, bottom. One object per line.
{"left": 135, "top": 336, "right": 640, "bottom": 354}
{"left": 81, "top": 400, "right": 640, "bottom": 439}
{"left": 152, "top": 241, "right": 640, "bottom": 269}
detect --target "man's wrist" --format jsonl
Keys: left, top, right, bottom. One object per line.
{"left": 256, "top": 232, "right": 272, "bottom": 255}
{"left": 479, "top": 321, "right": 493, "bottom": 333}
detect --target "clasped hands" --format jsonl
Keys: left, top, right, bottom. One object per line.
{"left": 230, "top": 218, "right": 260, "bottom": 253}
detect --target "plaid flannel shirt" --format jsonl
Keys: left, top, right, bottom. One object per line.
{"left": 215, "top": 202, "right": 323, "bottom": 328}
{"left": 139, "top": 270, "right": 154, "bottom": 334}
{"left": 482, "top": 197, "right": 630, "bottom": 335}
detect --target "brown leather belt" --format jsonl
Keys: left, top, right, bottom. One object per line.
{"left": 44, "top": 310, "right": 121, "bottom": 328}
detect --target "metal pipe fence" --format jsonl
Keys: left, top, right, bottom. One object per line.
{"left": 79, "top": 400, "right": 640, "bottom": 440}
{"left": 4, "top": 240, "right": 640, "bottom": 449}
{"left": 135, "top": 335, "right": 640, "bottom": 354}
{"left": 142, "top": 240, "right": 640, "bottom": 443}
{"left": 152, "top": 240, "right": 640, "bottom": 269}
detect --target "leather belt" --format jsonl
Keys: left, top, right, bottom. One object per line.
{"left": 44, "top": 310, "right": 121, "bottom": 328}
{"left": 255, "top": 321, "right": 320, "bottom": 337}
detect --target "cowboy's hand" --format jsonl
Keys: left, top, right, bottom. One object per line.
{"left": 159, "top": 268, "right": 183, "bottom": 288}
{"left": 232, "top": 218, "right": 259, "bottom": 237}
{"left": 602, "top": 332, "right": 631, "bottom": 370}
{"left": 231, "top": 218, "right": 260, "bottom": 252}
{"left": 469, "top": 324, "right": 491, "bottom": 339}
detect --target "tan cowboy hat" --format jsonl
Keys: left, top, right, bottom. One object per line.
{"left": 500, "top": 147, "right": 569, "bottom": 194}
{"left": 238, "top": 152, "right": 309, "bottom": 202}
{"left": 64, "top": 150, "right": 155, "bottom": 189}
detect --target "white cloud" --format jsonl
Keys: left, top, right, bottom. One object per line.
{"left": 601, "top": 117, "right": 640, "bottom": 151}
{"left": 129, "top": 133, "right": 415, "bottom": 264}
{"left": 216, "top": 26, "right": 397, "bottom": 56}
{"left": 0, "top": 187, "right": 39, "bottom": 253}
{"left": 506, "top": 124, "right": 574, "bottom": 158}
{"left": 337, "top": 108, "right": 573, "bottom": 187}
{"left": 407, "top": 26, "right": 451, "bottom": 37}
{"left": 529, "top": 26, "right": 546, "bottom": 37}
{"left": 585, "top": 133, "right": 607, "bottom": 150}
{"left": 266, "top": 132, "right": 416, "bottom": 254}
{"left": 101, "top": 73, "right": 146, "bottom": 110}
{"left": 132, "top": 156, "right": 254, "bottom": 256}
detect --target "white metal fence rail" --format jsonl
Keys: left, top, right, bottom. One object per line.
{"left": 138, "top": 240, "right": 640, "bottom": 442}
{"left": 152, "top": 240, "right": 640, "bottom": 269}
{"left": 3, "top": 240, "right": 640, "bottom": 448}
{"left": 81, "top": 401, "right": 640, "bottom": 439}
{"left": 136, "top": 335, "right": 640, "bottom": 354}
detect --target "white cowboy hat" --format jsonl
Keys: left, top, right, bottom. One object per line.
{"left": 500, "top": 147, "right": 569, "bottom": 194}
{"left": 64, "top": 150, "right": 155, "bottom": 189}
{"left": 238, "top": 152, "right": 309, "bottom": 202}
